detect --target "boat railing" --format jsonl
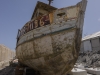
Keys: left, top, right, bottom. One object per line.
{"left": 17, "top": 14, "right": 51, "bottom": 41}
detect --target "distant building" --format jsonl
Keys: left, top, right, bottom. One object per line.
{"left": 0, "top": 44, "right": 15, "bottom": 62}
{"left": 80, "top": 31, "right": 100, "bottom": 52}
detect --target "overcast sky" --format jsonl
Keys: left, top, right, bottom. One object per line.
{"left": 0, "top": 0, "right": 100, "bottom": 50}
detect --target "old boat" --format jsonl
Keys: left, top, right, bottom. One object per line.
{"left": 16, "top": 0, "right": 87, "bottom": 75}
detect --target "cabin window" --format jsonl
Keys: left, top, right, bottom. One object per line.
{"left": 57, "top": 12, "right": 65, "bottom": 17}
{"left": 39, "top": 13, "right": 43, "bottom": 17}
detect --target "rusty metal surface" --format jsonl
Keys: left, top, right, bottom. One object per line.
{"left": 16, "top": 0, "right": 87, "bottom": 75}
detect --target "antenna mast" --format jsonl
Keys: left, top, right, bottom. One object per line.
{"left": 48, "top": 0, "right": 53, "bottom": 5}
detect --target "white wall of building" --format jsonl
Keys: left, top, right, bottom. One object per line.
{"left": 83, "top": 40, "right": 92, "bottom": 51}
{"left": 91, "top": 38, "right": 100, "bottom": 51}
{"left": 80, "top": 31, "right": 100, "bottom": 52}
{"left": 80, "top": 37, "right": 100, "bottom": 52}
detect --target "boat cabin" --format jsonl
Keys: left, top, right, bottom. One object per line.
{"left": 31, "top": 1, "right": 57, "bottom": 20}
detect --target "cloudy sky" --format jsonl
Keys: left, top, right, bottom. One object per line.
{"left": 0, "top": 0, "right": 100, "bottom": 50}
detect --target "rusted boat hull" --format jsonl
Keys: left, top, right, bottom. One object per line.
{"left": 16, "top": 0, "right": 87, "bottom": 75}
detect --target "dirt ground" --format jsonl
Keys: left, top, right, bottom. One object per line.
{"left": 0, "top": 66, "right": 15, "bottom": 75}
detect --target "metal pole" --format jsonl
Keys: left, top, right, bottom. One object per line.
{"left": 48, "top": 0, "right": 53, "bottom": 5}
